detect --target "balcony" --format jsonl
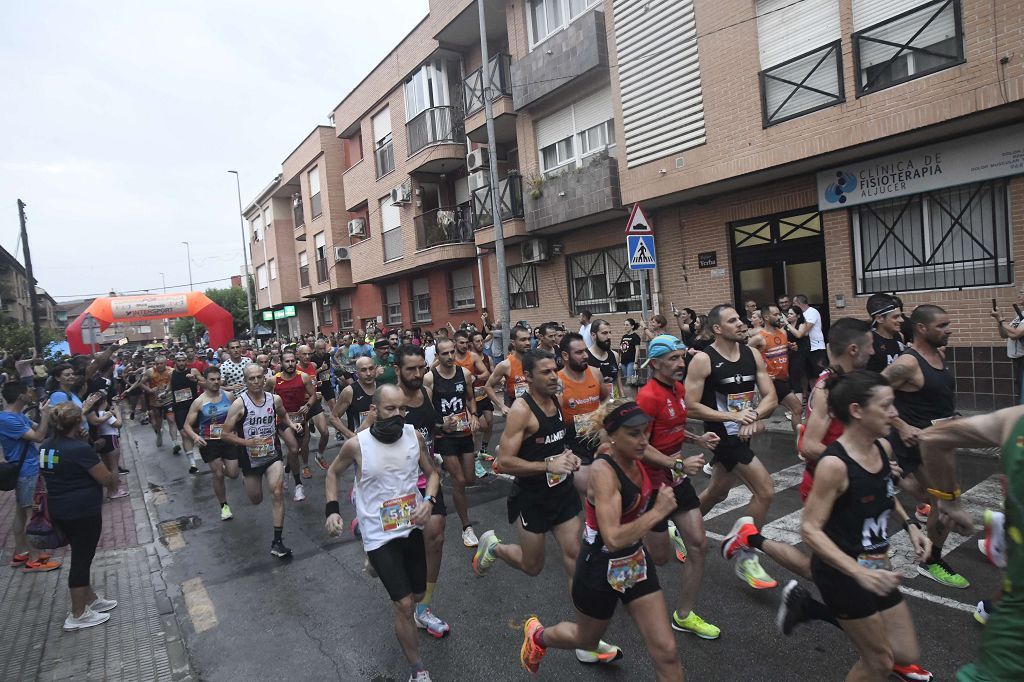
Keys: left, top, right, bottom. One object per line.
{"left": 472, "top": 173, "right": 525, "bottom": 229}
{"left": 315, "top": 258, "right": 329, "bottom": 283}
{"left": 405, "top": 106, "right": 466, "bottom": 173}
{"left": 464, "top": 54, "right": 517, "bottom": 144}
{"left": 415, "top": 206, "right": 474, "bottom": 250}
{"left": 524, "top": 151, "right": 622, "bottom": 234}
{"left": 511, "top": 9, "right": 608, "bottom": 110}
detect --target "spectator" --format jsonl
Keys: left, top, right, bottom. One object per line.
{"left": 40, "top": 402, "right": 120, "bottom": 631}
{"left": 0, "top": 383, "right": 60, "bottom": 573}
{"left": 578, "top": 309, "right": 593, "bottom": 347}
{"left": 793, "top": 294, "right": 826, "bottom": 376}
{"left": 641, "top": 314, "right": 668, "bottom": 341}
{"left": 14, "top": 349, "right": 37, "bottom": 388}
{"left": 620, "top": 318, "right": 641, "bottom": 383}
{"left": 992, "top": 287, "right": 1024, "bottom": 403}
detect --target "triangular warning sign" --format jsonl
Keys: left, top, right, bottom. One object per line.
{"left": 630, "top": 237, "right": 655, "bottom": 265}
{"left": 625, "top": 203, "right": 653, "bottom": 234}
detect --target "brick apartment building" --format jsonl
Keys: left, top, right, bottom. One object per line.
{"left": 246, "top": 0, "right": 1022, "bottom": 407}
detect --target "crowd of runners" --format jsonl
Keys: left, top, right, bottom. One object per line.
{"left": 3, "top": 297, "right": 1022, "bottom": 681}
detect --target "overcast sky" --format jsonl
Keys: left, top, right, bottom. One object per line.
{"left": 1, "top": 0, "right": 429, "bottom": 301}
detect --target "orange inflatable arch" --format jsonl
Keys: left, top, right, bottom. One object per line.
{"left": 66, "top": 292, "right": 235, "bottom": 355}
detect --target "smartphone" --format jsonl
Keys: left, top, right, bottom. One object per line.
{"left": 671, "top": 302, "right": 678, "bottom": 314}
{"left": 992, "top": 298, "right": 998, "bottom": 311}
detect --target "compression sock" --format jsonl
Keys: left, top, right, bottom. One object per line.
{"left": 747, "top": 532, "right": 765, "bottom": 552}
{"left": 273, "top": 527, "right": 283, "bottom": 542}
{"left": 805, "top": 597, "right": 840, "bottom": 627}
{"left": 533, "top": 626, "right": 546, "bottom": 648}
{"left": 418, "top": 582, "right": 436, "bottom": 607}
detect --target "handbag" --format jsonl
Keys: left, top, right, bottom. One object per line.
{"left": 0, "top": 444, "right": 30, "bottom": 491}
{"left": 26, "top": 475, "right": 67, "bottom": 550}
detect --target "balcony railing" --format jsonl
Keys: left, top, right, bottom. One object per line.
{"left": 463, "top": 53, "right": 513, "bottom": 115}
{"left": 315, "top": 258, "right": 329, "bottom": 283}
{"left": 406, "top": 106, "right": 465, "bottom": 156}
{"left": 414, "top": 205, "right": 474, "bottom": 250}
{"left": 299, "top": 264, "right": 310, "bottom": 288}
{"left": 472, "top": 173, "right": 525, "bottom": 229}
{"left": 383, "top": 229, "right": 403, "bottom": 261}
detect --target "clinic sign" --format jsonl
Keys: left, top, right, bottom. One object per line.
{"left": 817, "top": 123, "right": 1024, "bottom": 209}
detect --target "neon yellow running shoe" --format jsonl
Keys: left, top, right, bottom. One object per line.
{"left": 671, "top": 610, "right": 720, "bottom": 639}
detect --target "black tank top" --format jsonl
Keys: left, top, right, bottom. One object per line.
{"left": 893, "top": 347, "right": 956, "bottom": 428}
{"left": 587, "top": 348, "right": 619, "bottom": 385}
{"left": 430, "top": 368, "right": 472, "bottom": 438}
{"left": 346, "top": 382, "right": 374, "bottom": 431}
{"left": 820, "top": 440, "right": 894, "bottom": 557}
{"left": 170, "top": 369, "right": 197, "bottom": 404}
{"left": 701, "top": 344, "right": 758, "bottom": 439}
{"left": 866, "top": 331, "right": 905, "bottom": 373}
{"left": 517, "top": 392, "right": 568, "bottom": 489}
{"left": 583, "top": 454, "right": 652, "bottom": 556}
{"left": 404, "top": 387, "right": 437, "bottom": 455}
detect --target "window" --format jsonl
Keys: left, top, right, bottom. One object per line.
{"left": 250, "top": 214, "right": 263, "bottom": 242}
{"left": 568, "top": 245, "right": 652, "bottom": 313}
{"left": 338, "top": 293, "right": 353, "bottom": 330}
{"left": 536, "top": 88, "right": 614, "bottom": 175}
{"left": 372, "top": 107, "right": 395, "bottom": 178}
{"left": 853, "top": 180, "right": 1010, "bottom": 293}
{"left": 263, "top": 203, "right": 273, "bottom": 228}
{"left": 256, "top": 264, "right": 268, "bottom": 290}
{"left": 541, "top": 138, "right": 575, "bottom": 173}
{"left": 529, "top": 0, "right": 599, "bottom": 46}
{"left": 344, "top": 132, "right": 363, "bottom": 168}
{"left": 385, "top": 283, "right": 402, "bottom": 326}
{"left": 380, "top": 196, "right": 403, "bottom": 262}
{"left": 299, "top": 251, "right": 310, "bottom": 288}
{"left": 411, "top": 277, "right": 431, "bottom": 323}
{"left": 314, "top": 232, "right": 329, "bottom": 282}
{"left": 268, "top": 258, "right": 277, "bottom": 280}
{"left": 578, "top": 121, "right": 615, "bottom": 160}
{"left": 448, "top": 267, "right": 475, "bottom": 310}
{"left": 507, "top": 264, "right": 539, "bottom": 309}
{"left": 853, "top": 0, "right": 964, "bottom": 96}
{"left": 321, "top": 300, "right": 333, "bottom": 327}
{"left": 308, "top": 167, "right": 322, "bottom": 218}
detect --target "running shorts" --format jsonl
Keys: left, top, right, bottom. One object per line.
{"left": 366, "top": 529, "right": 427, "bottom": 602}
{"left": 96, "top": 434, "right": 120, "bottom": 455}
{"left": 711, "top": 435, "right": 756, "bottom": 473}
{"left": 173, "top": 404, "right": 192, "bottom": 431}
{"left": 572, "top": 544, "right": 661, "bottom": 620}
{"left": 772, "top": 378, "right": 793, "bottom": 401}
{"left": 475, "top": 397, "right": 494, "bottom": 416}
{"left": 436, "top": 435, "right": 475, "bottom": 457}
{"left": 652, "top": 477, "right": 700, "bottom": 532}
{"left": 418, "top": 486, "right": 448, "bottom": 517}
{"left": 811, "top": 554, "right": 901, "bottom": 620}
{"left": 319, "top": 381, "right": 336, "bottom": 402}
{"left": 239, "top": 452, "right": 283, "bottom": 478}
{"left": 199, "top": 440, "right": 239, "bottom": 464}
{"left": 506, "top": 480, "right": 581, "bottom": 534}
{"left": 886, "top": 429, "right": 922, "bottom": 476}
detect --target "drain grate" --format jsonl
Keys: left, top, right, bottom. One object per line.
{"left": 157, "top": 515, "right": 202, "bottom": 545}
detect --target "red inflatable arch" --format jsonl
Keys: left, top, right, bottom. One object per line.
{"left": 66, "top": 292, "right": 235, "bottom": 355}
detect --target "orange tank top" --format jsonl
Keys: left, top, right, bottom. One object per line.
{"left": 558, "top": 367, "right": 602, "bottom": 431}
{"left": 758, "top": 328, "right": 790, "bottom": 380}
{"left": 506, "top": 354, "right": 528, "bottom": 402}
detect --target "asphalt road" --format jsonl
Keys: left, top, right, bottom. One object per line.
{"left": 128, "top": 414, "right": 1002, "bottom": 681}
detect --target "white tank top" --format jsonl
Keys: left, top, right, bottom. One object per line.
{"left": 239, "top": 390, "right": 280, "bottom": 467}
{"left": 354, "top": 425, "right": 423, "bottom": 551}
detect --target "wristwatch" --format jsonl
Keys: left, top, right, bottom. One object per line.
{"left": 423, "top": 495, "right": 438, "bottom": 506}
{"left": 672, "top": 460, "right": 686, "bottom": 473}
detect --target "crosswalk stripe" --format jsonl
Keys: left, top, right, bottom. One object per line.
{"left": 702, "top": 463, "right": 806, "bottom": 521}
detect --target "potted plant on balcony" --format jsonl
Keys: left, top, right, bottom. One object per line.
{"left": 524, "top": 171, "right": 545, "bottom": 200}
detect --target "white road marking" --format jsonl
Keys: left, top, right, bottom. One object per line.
{"left": 702, "top": 463, "right": 806, "bottom": 521}
{"left": 182, "top": 577, "right": 219, "bottom": 633}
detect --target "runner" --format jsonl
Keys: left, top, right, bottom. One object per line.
{"left": 329, "top": 355, "right": 377, "bottom": 441}
{"left": 324, "top": 384, "right": 441, "bottom": 682}
{"left": 865, "top": 294, "right": 906, "bottom": 373}
{"left": 169, "top": 352, "right": 203, "bottom": 474}
{"left": 536, "top": 322, "right": 565, "bottom": 371}
{"left": 802, "top": 370, "right": 929, "bottom": 681}
{"left": 586, "top": 319, "right": 623, "bottom": 398}
{"left": 452, "top": 330, "right": 489, "bottom": 479}
{"left": 140, "top": 354, "right": 178, "bottom": 449}
{"left": 183, "top": 366, "right": 240, "bottom": 521}
{"left": 882, "top": 304, "right": 967, "bottom": 588}
{"left": 473, "top": 349, "right": 621, "bottom": 664}
{"left": 558, "top": 332, "right": 609, "bottom": 501}
{"left": 470, "top": 330, "right": 495, "bottom": 468}
{"left": 218, "top": 340, "right": 252, "bottom": 394}
{"left": 483, "top": 325, "right": 532, "bottom": 417}
{"left": 748, "top": 303, "right": 803, "bottom": 436}
{"left": 685, "top": 304, "right": 779, "bottom": 589}
{"left": 424, "top": 338, "right": 479, "bottom": 547}
{"left": 275, "top": 350, "right": 316, "bottom": 502}
{"left": 220, "top": 364, "right": 299, "bottom": 558}
{"left": 297, "top": 344, "right": 332, "bottom": 472}
{"left": 519, "top": 400, "right": 683, "bottom": 679}
{"left": 635, "top": 335, "right": 722, "bottom": 639}
{"left": 918, "top": 404, "right": 1024, "bottom": 682}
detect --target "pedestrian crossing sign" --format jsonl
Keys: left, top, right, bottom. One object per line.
{"left": 627, "top": 234, "right": 656, "bottom": 270}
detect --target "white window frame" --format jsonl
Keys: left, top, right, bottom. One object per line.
{"left": 448, "top": 266, "right": 476, "bottom": 310}
{"left": 578, "top": 121, "right": 616, "bottom": 161}
{"left": 263, "top": 203, "right": 273, "bottom": 228}
{"left": 268, "top": 258, "right": 277, "bottom": 280}
{"left": 528, "top": 0, "right": 600, "bottom": 49}
{"left": 256, "top": 264, "right": 268, "bottom": 290}
{"left": 250, "top": 215, "right": 263, "bottom": 242}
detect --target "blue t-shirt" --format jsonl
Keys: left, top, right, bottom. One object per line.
{"left": 349, "top": 344, "right": 371, "bottom": 360}
{"left": 0, "top": 412, "right": 38, "bottom": 478}
{"left": 50, "top": 391, "right": 88, "bottom": 432}
{"left": 39, "top": 436, "right": 103, "bottom": 519}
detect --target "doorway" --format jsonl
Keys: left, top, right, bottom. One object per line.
{"left": 729, "top": 208, "right": 829, "bottom": 329}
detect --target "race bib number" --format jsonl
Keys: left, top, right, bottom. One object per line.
{"left": 379, "top": 493, "right": 417, "bottom": 532}
{"left": 474, "top": 385, "right": 486, "bottom": 400}
{"left": 173, "top": 388, "right": 193, "bottom": 403}
{"left": 606, "top": 546, "right": 648, "bottom": 593}
{"left": 727, "top": 391, "right": 756, "bottom": 414}
{"left": 447, "top": 411, "right": 471, "bottom": 434}
{"left": 856, "top": 551, "right": 892, "bottom": 571}
{"left": 246, "top": 437, "right": 275, "bottom": 468}
{"left": 318, "top": 370, "right": 331, "bottom": 382}
{"left": 545, "top": 455, "right": 567, "bottom": 488}
{"left": 205, "top": 423, "right": 223, "bottom": 440}
{"left": 572, "top": 412, "right": 594, "bottom": 433}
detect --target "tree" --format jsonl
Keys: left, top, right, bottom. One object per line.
{"left": 0, "top": 318, "right": 63, "bottom": 357}
{"left": 168, "top": 284, "right": 253, "bottom": 345}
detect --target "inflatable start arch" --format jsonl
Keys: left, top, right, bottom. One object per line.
{"left": 65, "top": 292, "right": 235, "bottom": 355}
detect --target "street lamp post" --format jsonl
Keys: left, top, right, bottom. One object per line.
{"left": 181, "top": 242, "right": 194, "bottom": 291}
{"left": 159, "top": 272, "right": 169, "bottom": 339}
{"left": 228, "top": 170, "right": 256, "bottom": 336}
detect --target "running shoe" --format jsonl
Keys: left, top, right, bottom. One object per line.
{"left": 129, "top": 411, "right": 135, "bottom": 420}
{"left": 477, "top": 449, "right": 494, "bottom": 462}
{"left": 302, "top": 466, "right": 313, "bottom": 479}
{"left": 520, "top": 616, "right": 547, "bottom": 673}
{"left": 173, "top": 444, "right": 182, "bottom": 455}
{"left": 720, "top": 515, "right": 756, "bottom": 560}
{"left": 8, "top": 552, "right": 29, "bottom": 566}
{"left": 918, "top": 559, "right": 969, "bottom": 589}
{"left": 915, "top": 503, "right": 931, "bottom": 523}
{"left": 462, "top": 525, "right": 479, "bottom": 548}
{"left": 270, "top": 539, "right": 293, "bottom": 558}
{"left": 188, "top": 464, "right": 198, "bottom": 475}
{"left": 981, "top": 509, "right": 1007, "bottom": 568}
{"left": 702, "top": 463, "right": 713, "bottom": 476}
{"left": 140, "top": 417, "right": 150, "bottom": 425}
{"left": 22, "top": 558, "right": 62, "bottom": 573}
{"left": 667, "top": 520, "right": 687, "bottom": 563}
{"left": 414, "top": 605, "right": 450, "bottom": 638}
{"left": 107, "top": 488, "right": 129, "bottom": 500}
{"left": 671, "top": 610, "right": 720, "bottom": 639}
{"left": 315, "top": 453, "right": 328, "bottom": 470}
{"left": 974, "top": 599, "right": 993, "bottom": 626}
{"left": 156, "top": 432, "right": 163, "bottom": 447}
{"left": 474, "top": 460, "right": 488, "bottom": 479}
{"left": 574, "top": 640, "right": 623, "bottom": 664}
{"left": 776, "top": 580, "right": 810, "bottom": 635}
{"left": 293, "top": 484, "right": 306, "bottom": 502}
{"left": 408, "top": 671, "right": 431, "bottom": 682}
{"left": 88, "top": 595, "right": 118, "bottom": 613}
{"left": 63, "top": 607, "right": 110, "bottom": 631}
{"left": 736, "top": 553, "right": 777, "bottom": 589}
{"left": 118, "top": 466, "right": 129, "bottom": 474}
{"left": 472, "top": 530, "right": 500, "bottom": 576}
{"left": 893, "top": 663, "right": 934, "bottom": 681}
{"left": 221, "top": 503, "right": 233, "bottom": 521}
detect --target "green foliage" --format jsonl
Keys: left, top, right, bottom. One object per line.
{"left": 0, "top": 318, "right": 64, "bottom": 356}
{"left": 170, "top": 283, "right": 253, "bottom": 344}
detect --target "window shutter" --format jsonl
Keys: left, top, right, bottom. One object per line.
{"left": 854, "top": 0, "right": 957, "bottom": 69}
{"left": 413, "top": 277, "right": 429, "bottom": 295}
{"left": 854, "top": 0, "right": 932, "bottom": 29}
{"left": 535, "top": 105, "right": 575, "bottom": 150}
{"left": 372, "top": 107, "right": 392, "bottom": 142}
{"left": 757, "top": 0, "right": 840, "bottom": 69}
{"left": 454, "top": 176, "right": 470, "bottom": 205}
{"left": 573, "top": 87, "right": 614, "bottom": 132}
{"left": 452, "top": 267, "right": 473, "bottom": 290}
{"left": 386, "top": 284, "right": 400, "bottom": 303}
{"left": 308, "top": 167, "right": 320, "bottom": 195}
{"left": 314, "top": 232, "right": 326, "bottom": 249}
{"left": 380, "top": 197, "right": 401, "bottom": 232}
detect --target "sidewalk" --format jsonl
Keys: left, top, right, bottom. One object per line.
{"left": 0, "top": 430, "right": 192, "bottom": 681}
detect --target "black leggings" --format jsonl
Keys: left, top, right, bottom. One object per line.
{"left": 53, "top": 515, "right": 102, "bottom": 589}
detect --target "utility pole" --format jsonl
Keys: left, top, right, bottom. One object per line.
{"left": 478, "top": 0, "right": 511, "bottom": 335}
{"left": 17, "top": 200, "right": 42, "bottom": 354}
{"left": 228, "top": 171, "right": 256, "bottom": 336}
{"left": 181, "top": 241, "right": 194, "bottom": 290}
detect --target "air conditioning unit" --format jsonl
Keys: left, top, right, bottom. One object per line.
{"left": 390, "top": 183, "right": 411, "bottom": 205}
{"left": 322, "top": 294, "right": 332, "bottom": 306}
{"left": 335, "top": 246, "right": 352, "bottom": 261}
{"left": 469, "top": 170, "right": 489, "bottom": 192}
{"left": 346, "top": 219, "right": 365, "bottom": 237}
{"left": 521, "top": 238, "right": 549, "bottom": 264}
{"left": 467, "top": 148, "right": 489, "bottom": 172}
